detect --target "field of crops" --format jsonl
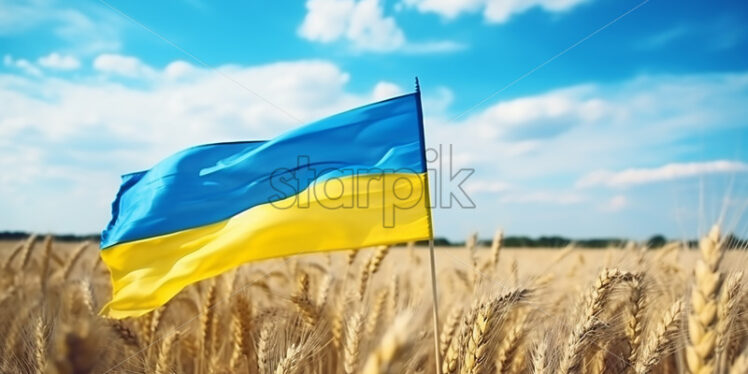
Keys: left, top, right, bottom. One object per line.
{"left": 0, "top": 226, "right": 746, "bottom": 374}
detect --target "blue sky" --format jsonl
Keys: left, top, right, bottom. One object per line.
{"left": 1, "top": 0, "right": 747, "bottom": 240}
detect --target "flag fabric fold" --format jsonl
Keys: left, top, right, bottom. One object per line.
{"left": 100, "top": 92, "right": 433, "bottom": 318}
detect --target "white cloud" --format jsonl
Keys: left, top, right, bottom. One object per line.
{"left": 299, "top": 0, "right": 404, "bottom": 52}
{"left": 0, "top": 1, "right": 121, "bottom": 54}
{"left": 499, "top": 191, "right": 585, "bottom": 205}
{"left": 577, "top": 161, "right": 748, "bottom": 188}
{"left": 299, "top": 0, "right": 356, "bottom": 43}
{"left": 3, "top": 54, "right": 42, "bottom": 76}
{"left": 298, "top": 0, "right": 462, "bottom": 53}
{"left": 465, "top": 180, "right": 512, "bottom": 193}
{"left": 600, "top": 194, "right": 627, "bottom": 212}
{"left": 93, "top": 54, "right": 155, "bottom": 78}
{"left": 403, "top": 40, "right": 467, "bottom": 53}
{"left": 0, "top": 57, "right": 417, "bottom": 232}
{"left": 402, "top": 0, "right": 589, "bottom": 23}
{"left": 37, "top": 52, "right": 80, "bottom": 70}
{"left": 372, "top": 81, "right": 403, "bottom": 100}
{"left": 426, "top": 72, "right": 748, "bottom": 186}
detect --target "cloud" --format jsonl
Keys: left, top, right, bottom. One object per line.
{"left": 298, "top": 0, "right": 463, "bottom": 53}
{"left": 299, "top": 0, "right": 404, "bottom": 52}
{"left": 37, "top": 52, "right": 80, "bottom": 70}
{"left": 404, "top": 40, "right": 468, "bottom": 54}
{"left": 0, "top": 55, "right": 429, "bottom": 232}
{"left": 3, "top": 54, "right": 42, "bottom": 76}
{"left": 401, "top": 0, "right": 589, "bottom": 23}
{"left": 499, "top": 191, "right": 585, "bottom": 205}
{"left": 464, "top": 180, "right": 512, "bottom": 194}
{"left": 466, "top": 85, "right": 609, "bottom": 141}
{"left": 93, "top": 54, "right": 156, "bottom": 78}
{"left": 372, "top": 81, "right": 403, "bottom": 100}
{"left": 600, "top": 194, "right": 627, "bottom": 212}
{"left": 0, "top": 1, "right": 121, "bottom": 54}
{"left": 577, "top": 161, "right": 748, "bottom": 188}
{"left": 638, "top": 26, "right": 689, "bottom": 49}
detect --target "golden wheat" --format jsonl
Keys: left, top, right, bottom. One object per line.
{"left": 0, "top": 225, "right": 745, "bottom": 374}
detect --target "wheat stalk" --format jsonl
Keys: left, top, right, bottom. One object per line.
{"left": 490, "top": 229, "right": 503, "bottom": 268}
{"left": 495, "top": 312, "right": 527, "bottom": 373}
{"left": 20, "top": 234, "right": 38, "bottom": 269}
{"left": 361, "top": 314, "right": 413, "bottom": 374}
{"left": 717, "top": 271, "right": 743, "bottom": 372}
{"left": 344, "top": 308, "right": 364, "bottom": 374}
{"left": 440, "top": 306, "right": 463, "bottom": 360}
{"left": 34, "top": 315, "right": 46, "bottom": 374}
{"left": 366, "top": 289, "right": 388, "bottom": 335}
{"left": 636, "top": 299, "right": 684, "bottom": 374}
{"left": 368, "top": 245, "right": 390, "bottom": 275}
{"left": 687, "top": 224, "right": 724, "bottom": 374}
{"left": 1, "top": 241, "right": 24, "bottom": 270}
{"left": 461, "top": 289, "right": 529, "bottom": 374}
{"left": 200, "top": 280, "right": 217, "bottom": 360}
{"left": 626, "top": 273, "right": 646, "bottom": 370}
{"left": 559, "top": 268, "right": 634, "bottom": 374}
{"left": 63, "top": 242, "right": 90, "bottom": 280}
{"left": 154, "top": 330, "right": 179, "bottom": 374}
{"left": 532, "top": 338, "right": 550, "bottom": 374}
{"left": 274, "top": 344, "right": 302, "bottom": 374}
{"left": 257, "top": 321, "right": 273, "bottom": 374}
{"left": 730, "top": 346, "right": 748, "bottom": 374}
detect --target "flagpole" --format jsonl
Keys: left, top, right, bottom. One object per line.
{"left": 428, "top": 238, "right": 442, "bottom": 374}
{"left": 415, "top": 77, "right": 442, "bottom": 374}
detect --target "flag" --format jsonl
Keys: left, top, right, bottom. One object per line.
{"left": 100, "top": 91, "right": 433, "bottom": 318}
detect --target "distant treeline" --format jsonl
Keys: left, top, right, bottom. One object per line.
{"left": 0, "top": 231, "right": 101, "bottom": 242}
{"left": 1, "top": 231, "right": 746, "bottom": 249}
{"left": 417, "top": 234, "right": 748, "bottom": 249}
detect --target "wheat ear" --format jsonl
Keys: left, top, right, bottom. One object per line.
{"left": 344, "top": 308, "right": 364, "bottom": 374}
{"left": 40, "top": 236, "right": 52, "bottom": 291}
{"left": 368, "top": 245, "right": 390, "bottom": 275}
{"left": 717, "top": 272, "right": 743, "bottom": 372}
{"left": 154, "top": 330, "right": 179, "bottom": 374}
{"left": 559, "top": 268, "right": 634, "bottom": 374}
{"left": 20, "top": 234, "right": 38, "bottom": 269}
{"left": 495, "top": 313, "right": 527, "bottom": 373}
{"left": 443, "top": 306, "right": 475, "bottom": 374}
{"left": 257, "top": 322, "right": 272, "bottom": 374}
{"left": 34, "top": 315, "right": 46, "bottom": 374}
{"left": 291, "top": 272, "right": 318, "bottom": 327}
{"left": 626, "top": 273, "right": 646, "bottom": 370}
{"left": 730, "top": 346, "right": 748, "bottom": 374}
{"left": 200, "top": 280, "right": 217, "bottom": 358}
{"left": 636, "top": 299, "right": 684, "bottom": 374}
{"left": 366, "top": 289, "right": 389, "bottom": 335}
{"left": 687, "top": 224, "right": 724, "bottom": 374}
{"left": 439, "top": 306, "right": 463, "bottom": 360}
{"left": 532, "top": 338, "right": 550, "bottom": 374}
{"left": 229, "top": 295, "right": 252, "bottom": 371}
{"left": 361, "top": 314, "right": 413, "bottom": 374}
{"left": 109, "top": 318, "right": 140, "bottom": 348}
{"left": 274, "top": 344, "right": 302, "bottom": 374}
{"left": 316, "top": 273, "right": 332, "bottom": 309}
{"left": 63, "top": 242, "right": 90, "bottom": 280}
{"left": 1, "top": 241, "right": 24, "bottom": 270}
{"left": 461, "top": 289, "right": 529, "bottom": 374}
{"left": 491, "top": 229, "right": 503, "bottom": 268}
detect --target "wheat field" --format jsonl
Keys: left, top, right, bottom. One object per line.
{"left": 0, "top": 226, "right": 746, "bottom": 374}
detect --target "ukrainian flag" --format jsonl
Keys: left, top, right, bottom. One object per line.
{"left": 100, "top": 91, "right": 433, "bottom": 318}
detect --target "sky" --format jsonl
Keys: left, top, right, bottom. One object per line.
{"left": 1, "top": 0, "right": 747, "bottom": 241}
